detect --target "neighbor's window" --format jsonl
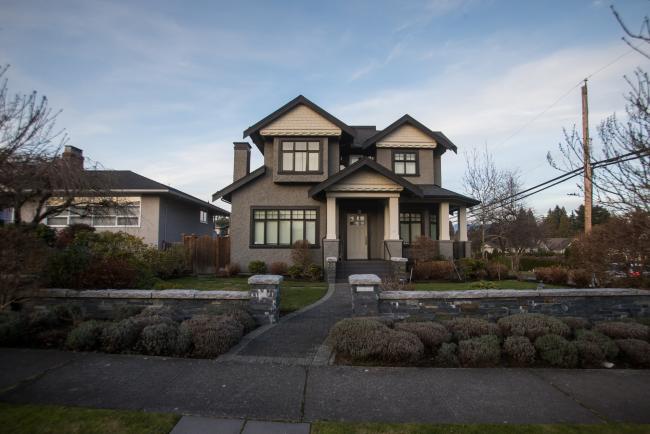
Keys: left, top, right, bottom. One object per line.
{"left": 393, "top": 151, "right": 418, "bottom": 175}
{"left": 200, "top": 210, "right": 208, "bottom": 224}
{"left": 400, "top": 212, "right": 422, "bottom": 244}
{"left": 252, "top": 208, "right": 318, "bottom": 246}
{"left": 281, "top": 141, "right": 321, "bottom": 173}
{"left": 46, "top": 201, "right": 141, "bottom": 228}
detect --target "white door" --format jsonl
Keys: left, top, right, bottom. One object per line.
{"left": 347, "top": 213, "right": 368, "bottom": 259}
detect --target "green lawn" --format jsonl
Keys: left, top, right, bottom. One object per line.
{"left": 312, "top": 422, "right": 650, "bottom": 434}
{"left": 409, "top": 279, "right": 566, "bottom": 291}
{"left": 0, "top": 402, "right": 179, "bottom": 434}
{"left": 153, "top": 275, "right": 328, "bottom": 315}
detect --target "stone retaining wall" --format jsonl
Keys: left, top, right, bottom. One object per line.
{"left": 378, "top": 288, "right": 650, "bottom": 322}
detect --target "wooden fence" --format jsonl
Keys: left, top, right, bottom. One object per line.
{"left": 182, "top": 235, "right": 230, "bottom": 275}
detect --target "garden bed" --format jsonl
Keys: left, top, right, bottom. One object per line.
{"left": 0, "top": 304, "right": 256, "bottom": 359}
{"left": 327, "top": 314, "right": 650, "bottom": 369}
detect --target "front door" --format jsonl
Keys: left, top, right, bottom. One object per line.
{"left": 347, "top": 213, "right": 368, "bottom": 259}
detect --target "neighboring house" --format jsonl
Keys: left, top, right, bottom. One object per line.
{"left": 212, "top": 95, "right": 479, "bottom": 272}
{"left": 18, "top": 146, "right": 229, "bottom": 248}
{"left": 540, "top": 237, "right": 573, "bottom": 254}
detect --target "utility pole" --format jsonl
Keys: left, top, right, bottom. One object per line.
{"left": 581, "top": 79, "right": 592, "bottom": 233}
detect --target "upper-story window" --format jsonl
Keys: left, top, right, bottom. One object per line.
{"left": 280, "top": 141, "right": 321, "bottom": 173}
{"left": 393, "top": 151, "right": 418, "bottom": 176}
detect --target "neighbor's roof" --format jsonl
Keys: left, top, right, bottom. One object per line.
{"left": 543, "top": 237, "right": 573, "bottom": 251}
{"left": 361, "top": 114, "right": 458, "bottom": 153}
{"left": 243, "top": 95, "right": 355, "bottom": 153}
{"left": 308, "top": 158, "right": 423, "bottom": 198}
{"left": 86, "top": 170, "right": 229, "bottom": 215}
{"left": 211, "top": 166, "right": 266, "bottom": 204}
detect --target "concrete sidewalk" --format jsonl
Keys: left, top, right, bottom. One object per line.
{"left": 1, "top": 347, "right": 650, "bottom": 424}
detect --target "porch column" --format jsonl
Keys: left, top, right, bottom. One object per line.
{"left": 389, "top": 196, "right": 399, "bottom": 240}
{"left": 459, "top": 206, "right": 468, "bottom": 242}
{"left": 439, "top": 202, "right": 450, "bottom": 241}
{"left": 383, "top": 199, "right": 390, "bottom": 239}
{"left": 326, "top": 196, "right": 337, "bottom": 240}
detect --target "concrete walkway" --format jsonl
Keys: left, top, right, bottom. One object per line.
{"left": 1, "top": 347, "right": 650, "bottom": 425}
{"left": 225, "top": 283, "right": 351, "bottom": 364}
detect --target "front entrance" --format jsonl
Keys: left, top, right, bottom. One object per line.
{"left": 346, "top": 213, "right": 368, "bottom": 259}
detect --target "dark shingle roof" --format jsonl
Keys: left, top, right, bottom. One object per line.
{"left": 211, "top": 166, "right": 266, "bottom": 204}
{"left": 350, "top": 125, "right": 379, "bottom": 149}
{"left": 419, "top": 185, "right": 480, "bottom": 206}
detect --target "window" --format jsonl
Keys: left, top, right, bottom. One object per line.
{"left": 252, "top": 208, "right": 318, "bottom": 247}
{"left": 200, "top": 210, "right": 208, "bottom": 224}
{"left": 429, "top": 213, "right": 438, "bottom": 240}
{"left": 46, "top": 201, "right": 141, "bottom": 228}
{"left": 399, "top": 212, "right": 422, "bottom": 244}
{"left": 280, "top": 141, "right": 321, "bottom": 173}
{"left": 393, "top": 151, "right": 418, "bottom": 175}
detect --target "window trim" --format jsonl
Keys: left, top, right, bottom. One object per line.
{"left": 278, "top": 138, "right": 324, "bottom": 175}
{"left": 399, "top": 211, "right": 423, "bottom": 245}
{"left": 200, "top": 210, "right": 208, "bottom": 224}
{"left": 391, "top": 149, "right": 419, "bottom": 177}
{"left": 249, "top": 206, "right": 320, "bottom": 249}
{"left": 45, "top": 201, "right": 142, "bottom": 228}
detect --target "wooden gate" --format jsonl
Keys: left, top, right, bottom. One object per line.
{"left": 183, "top": 235, "right": 230, "bottom": 275}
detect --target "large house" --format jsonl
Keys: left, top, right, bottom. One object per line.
{"left": 13, "top": 146, "right": 229, "bottom": 248}
{"left": 213, "top": 96, "right": 479, "bottom": 273}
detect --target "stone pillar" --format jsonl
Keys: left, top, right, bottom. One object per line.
{"left": 390, "top": 257, "right": 408, "bottom": 281}
{"left": 384, "top": 239, "right": 403, "bottom": 259}
{"left": 349, "top": 274, "right": 382, "bottom": 316}
{"left": 326, "top": 196, "right": 337, "bottom": 240}
{"left": 326, "top": 256, "right": 337, "bottom": 284}
{"left": 459, "top": 206, "right": 468, "bottom": 242}
{"left": 248, "top": 275, "right": 282, "bottom": 325}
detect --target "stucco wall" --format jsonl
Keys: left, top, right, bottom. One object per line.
{"left": 230, "top": 155, "right": 326, "bottom": 271}
{"left": 158, "top": 195, "right": 216, "bottom": 246}
{"left": 376, "top": 148, "right": 435, "bottom": 185}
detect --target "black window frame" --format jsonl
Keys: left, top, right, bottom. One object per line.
{"left": 250, "top": 206, "right": 320, "bottom": 248}
{"left": 399, "top": 211, "right": 423, "bottom": 245}
{"left": 392, "top": 150, "right": 419, "bottom": 176}
{"left": 278, "top": 139, "right": 323, "bottom": 174}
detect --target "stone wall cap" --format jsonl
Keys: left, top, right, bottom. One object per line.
{"left": 154, "top": 289, "right": 198, "bottom": 299}
{"left": 109, "top": 290, "right": 152, "bottom": 299}
{"left": 326, "top": 257, "right": 338, "bottom": 262}
{"left": 379, "top": 287, "right": 650, "bottom": 300}
{"left": 349, "top": 274, "right": 382, "bottom": 285}
{"left": 193, "top": 290, "right": 250, "bottom": 300}
{"left": 390, "top": 257, "right": 408, "bottom": 262}
{"left": 77, "top": 290, "right": 112, "bottom": 298}
{"left": 248, "top": 274, "right": 284, "bottom": 285}
{"left": 37, "top": 288, "right": 71, "bottom": 298}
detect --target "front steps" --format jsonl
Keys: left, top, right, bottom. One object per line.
{"left": 335, "top": 260, "right": 391, "bottom": 282}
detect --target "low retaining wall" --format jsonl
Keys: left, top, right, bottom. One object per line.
{"left": 377, "top": 288, "right": 650, "bottom": 322}
{"left": 22, "top": 274, "right": 284, "bottom": 326}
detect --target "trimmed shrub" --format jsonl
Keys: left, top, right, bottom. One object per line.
{"left": 55, "top": 223, "right": 95, "bottom": 248}
{"left": 569, "top": 269, "right": 591, "bottom": 287}
{"left": 113, "top": 305, "right": 144, "bottom": 321}
{"left": 575, "top": 340, "right": 606, "bottom": 368}
{"left": 290, "top": 240, "right": 311, "bottom": 272}
{"left": 469, "top": 280, "right": 496, "bottom": 289}
{"left": 497, "top": 314, "right": 570, "bottom": 340}
{"left": 503, "top": 336, "right": 535, "bottom": 366}
{"left": 519, "top": 256, "right": 564, "bottom": 272}
{"left": 593, "top": 321, "right": 649, "bottom": 341}
{"left": 138, "top": 322, "right": 181, "bottom": 356}
{"left": 182, "top": 315, "right": 245, "bottom": 358}
{"left": 146, "top": 245, "right": 190, "bottom": 279}
{"left": 0, "top": 312, "right": 26, "bottom": 346}
{"left": 561, "top": 317, "right": 590, "bottom": 334}
{"left": 534, "top": 266, "right": 569, "bottom": 285}
{"left": 412, "top": 262, "right": 433, "bottom": 281}
{"left": 486, "top": 261, "right": 509, "bottom": 280}
{"left": 224, "top": 309, "right": 256, "bottom": 334}
{"left": 225, "top": 263, "right": 240, "bottom": 277}
{"left": 287, "top": 265, "right": 303, "bottom": 280}
{"left": 101, "top": 318, "right": 143, "bottom": 353}
{"left": 382, "top": 330, "right": 424, "bottom": 363}
{"left": 307, "top": 264, "right": 323, "bottom": 281}
{"left": 457, "top": 258, "right": 487, "bottom": 280}
{"left": 394, "top": 322, "right": 450, "bottom": 350}
{"left": 534, "top": 334, "right": 578, "bottom": 368}
{"left": 248, "top": 260, "right": 267, "bottom": 274}
{"left": 50, "top": 304, "right": 83, "bottom": 325}
{"left": 435, "top": 342, "right": 459, "bottom": 367}
{"left": 137, "top": 305, "right": 178, "bottom": 321}
{"left": 446, "top": 317, "right": 500, "bottom": 341}
{"left": 575, "top": 330, "right": 619, "bottom": 360}
{"left": 269, "top": 262, "right": 288, "bottom": 275}
{"left": 327, "top": 318, "right": 391, "bottom": 362}
{"left": 458, "top": 335, "right": 501, "bottom": 367}
{"left": 66, "top": 320, "right": 107, "bottom": 351}
{"left": 429, "top": 261, "right": 454, "bottom": 280}
{"left": 615, "top": 339, "right": 650, "bottom": 367}
{"left": 27, "top": 309, "right": 63, "bottom": 334}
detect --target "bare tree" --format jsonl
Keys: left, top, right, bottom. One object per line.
{"left": 0, "top": 66, "right": 117, "bottom": 225}
{"left": 611, "top": 5, "right": 650, "bottom": 59}
{"left": 548, "top": 69, "right": 650, "bottom": 213}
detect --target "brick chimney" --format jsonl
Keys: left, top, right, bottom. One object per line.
{"left": 62, "top": 146, "right": 84, "bottom": 170}
{"left": 233, "top": 142, "right": 251, "bottom": 181}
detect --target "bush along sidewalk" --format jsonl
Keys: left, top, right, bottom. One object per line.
{"left": 326, "top": 314, "right": 650, "bottom": 368}
{"left": 0, "top": 304, "right": 256, "bottom": 359}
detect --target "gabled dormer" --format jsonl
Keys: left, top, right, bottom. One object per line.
{"left": 243, "top": 95, "right": 355, "bottom": 183}
{"left": 361, "top": 114, "right": 457, "bottom": 187}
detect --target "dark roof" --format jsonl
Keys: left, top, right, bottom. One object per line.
{"left": 211, "top": 166, "right": 266, "bottom": 203}
{"left": 243, "top": 95, "right": 355, "bottom": 153}
{"left": 543, "top": 238, "right": 573, "bottom": 251}
{"left": 418, "top": 184, "right": 480, "bottom": 206}
{"left": 308, "top": 158, "right": 423, "bottom": 198}
{"left": 362, "top": 114, "right": 458, "bottom": 153}
{"left": 87, "top": 170, "right": 229, "bottom": 215}
{"left": 350, "top": 125, "right": 379, "bottom": 149}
